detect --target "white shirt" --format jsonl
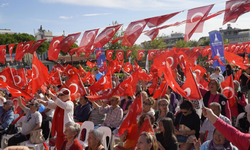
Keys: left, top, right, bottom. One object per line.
{"left": 0, "top": 96, "right": 6, "bottom": 106}
{"left": 210, "top": 73, "right": 225, "bottom": 82}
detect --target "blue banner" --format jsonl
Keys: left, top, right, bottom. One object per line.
{"left": 209, "top": 30, "right": 226, "bottom": 73}
{"left": 95, "top": 48, "right": 106, "bottom": 73}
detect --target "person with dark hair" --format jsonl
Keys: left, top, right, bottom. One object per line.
{"left": 223, "top": 64, "right": 233, "bottom": 79}
{"left": 8, "top": 97, "right": 42, "bottom": 146}
{"left": 166, "top": 87, "right": 178, "bottom": 113}
{"left": 174, "top": 100, "right": 200, "bottom": 150}
{"left": 240, "top": 66, "right": 250, "bottom": 103}
{"left": 136, "top": 132, "right": 158, "bottom": 150}
{"left": 120, "top": 96, "right": 133, "bottom": 116}
{"left": 199, "top": 78, "right": 231, "bottom": 120}
{"left": 74, "top": 95, "right": 92, "bottom": 122}
{"left": 156, "top": 118, "right": 178, "bottom": 150}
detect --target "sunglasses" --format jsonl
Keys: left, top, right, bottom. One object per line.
{"left": 159, "top": 104, "right": 168, "bottom": 107}
{"left": 58, "top": 94, "right": 65, "bottom": 97}
{"left": 29, "top": 103, "right": 35, "bottom": 106}
{"left": 143, "top": 101, "right": 151, "bottom": 106}
{"left": 3, "top": 102, "right": 8, "bottom": 105}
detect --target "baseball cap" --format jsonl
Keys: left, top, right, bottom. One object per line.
{"left": 58, "top": 88, "right": 71, "bottom": 95}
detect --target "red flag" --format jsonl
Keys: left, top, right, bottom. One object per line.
{"left": 51, "top": 64, "right": 65, "bottom": 73}
{"left": 192, "top": 65, "right": 206, "bottom": 77}
{"left": 153, "top": 81, "right": 168, "bottom": 99}
{"left": 148, "top": 78, "right": 158, "bottom": 95}
{"left": 48, "top": 36, "right": 64, "bottom": 60}
{"left": 181, "top": 68, "right": 202, "bottom": 100}
{"left": 0, "top": 67, "right": 15, "bottom": 86}
{"left": 126, "top": 50, "right": 133, "bottom": 59}
{"left": 88, "top": 74, "right": 112, "bottom": 93}
{"left": 8, "top": 43, "right": 16, "bottom": 63}
{"left": 15, "top": 41, "right": 34, "bottom": 61}
{"left": 123, "top": 62, "right": 133, "bottom": 73}
{"left": 31, "top": 53, "right": 49, "bottom": 95}
{"left": 224, "top": 51, "right": 246, "bottom": 69}
{"left": 139, "top": 118, "right": 154, "bottom": 135}
{"left": 111, "top": 37, "right": 123, "bottom": 44}
{"left": 106, "top": 50, "right": 114, "bottom": 60}
{"left": 49, "top": 71, "right": 62, "bottom": 86}
{"left": 86, "top": 61, "right": 97, "bottom": 69}
{"left": 144, "top": 28, "right": 159, "bottom": 41}
{"left": 68, "top": 47, "right": 78, "bottom": 56}
{"left": 138, "top": 68, "right": 152, "bottom": 81}
{"left": 221, "top": 75, "right": 235, "bottom": 105}
{"left": 13, "top": 68, "right": 27, "bottom": 88}
{"left": 14, "top": 42, "right": 23, "bottom": 61}
{"left": 235, "top": 69, "right": 242, "bottom": 82}
{"left": 116, "top": 50, "right": 124, "bottom": 60}
{"left": 81, "top": 71, "right": 95, "bottom": 85}
{"left": 98, "top": 61, "right": 107, "bottom": 73}
{"left": 58, "top": 32, "right": 81, "bottom": 53}
{"left": 79, "top": 65, "right": 87, "bottom": 77}
{"left": 122, "top": 19, "right": 148, "bottom": 47}
{"left": 185, "top": 4, "right": 214, "bottom": 41}
{"left": 244, "top": 53, "right": 249, "bottom": 64}
{"left": 223, "top": 0, "right": 250, "bottom": 25}
{"left": 79, "top": 29, "right": 99, "bottom": 53}
{"left": 28, "top": 39, "right": 46, "bottom": 54}
{"left": 94, "top": 24, "right": 122, "bottom": 48}
{"left": 63, "top": 65, "right": 79, "bottom": 77}
{"left": 146, "top": 11, "right": 180, "bottom": 28}
{"left": 137, "top": 50, "right": 145, "bottom": 60}
{"left": 60, "top": 74, "right": 87, "bottom": 101}
{"left": 0, "top": 80, "right": 33, "bottom": 99}
{"left": 96, "top": 50, "right": 103, "bottom": 59}
{"left": 196, "top": 75, "right": 208, "bottom": 89}
{"left": 11, "top": 97, "right": 23, "bottom": 114}
{"left": 87, "top": 89, "right": 114, "bottom": 101}
{"left": 148, "top": 50, "right": 157, "bottom": 61}
{"left": 0, "top": 45, "right": 6, "bottom": 64}
{"left": 213, "top": 56, "right": 225, "bottom": 66}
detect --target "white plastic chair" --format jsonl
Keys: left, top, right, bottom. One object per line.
{"left": 77, "top": 121, "right": 94, "bottom": 148}
{"left": 98, "top": 126, "right": 112, "bottom": 150}
{"left": 25, "top": 121, "right": 52, "bottom": 150}
{"left": 110, "top": 133, "right": 123, "bottom": 150}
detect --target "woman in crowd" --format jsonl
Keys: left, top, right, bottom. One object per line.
{"left": 230, "top": 80, "right": 247, "bottom": 126}
{"left": 156, "top": 118, "right": 178, "bottom": 150}
{"left": 61, "top": 122, "right": 83, "bottom": 150}
{"left": 202, "top": 107, "right": 250, "bottom": 150}
{"left": 120, "top": 96, "right": 133, "bottom": 116}
{"left": 223, "top": 64, "right": 234, "bottom": 79}
{"left": 8, "top": 97, "right": 42, "bottom": 146}
{"left": 210, "top": 66, "right": 225, "bottom": 82}
{"left": 193, "top": 128, "right": 238, "bottom": 150}
{"left": 142, "top": 97, "right": 155, "bottom": 116}
{"left": 136, "top": 132, "right": 158, "bottom": 150}
{"left": 154, "top": 99, "right": 174, "bottom": 127}
{"left": 90, "top": 100, "right": 106, "bottom": 128}
{"left": 37, "top": 88, "right": 74, "bottom": 150}
{"left": 74, "top": 95, "right": 92, "bottom": 122}
{"left": 199, "top": 78, "right": 231, "bottom": 120}
{"left": 85, "top": 129, "right": 105, "bottom": 150}
{"left": 174, "top": 100, "right": 200, "bottom": 150}
{"left": 166, "top": 87, "right": 178, "bottom": 113}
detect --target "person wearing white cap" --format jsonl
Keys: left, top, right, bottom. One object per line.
{"left": 37, "top": 88, "right": 74, "bottom": 150}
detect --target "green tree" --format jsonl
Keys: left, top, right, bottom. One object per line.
{"left": 174, "top": 39, "right": 190, "bottom": 48}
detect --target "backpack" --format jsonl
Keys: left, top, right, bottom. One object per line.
{"left": 238, "top": 112, "right": 250, "bottom": 133}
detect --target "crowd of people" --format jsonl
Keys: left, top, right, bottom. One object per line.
{"left": 0, "top": 61, "right": 250, "bottom": 150}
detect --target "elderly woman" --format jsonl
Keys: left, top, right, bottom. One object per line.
{"left": 8, "top": 97, "right": 42, "bottom": 146}
{"left": 37, "top": 88, "right": 74, "bottom": 150}
{"left": 194, "top": 129, "right": 238, "bottom": 150}
{"left": 154, "top": 99, "right": 174, "bottom": 126}
{"left": 210, "top": 66, "right": 224, "bottom": 82}
{"left": 61, "top": 122, "right": 82, "bottom": 150}
{"left": 85, "top": 129, "right": 105, "bottom": 150}
{"left": 136, "top": 132, "right": 158, "bottom": 150}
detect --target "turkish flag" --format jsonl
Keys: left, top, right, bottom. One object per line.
{"left": 106, "top": 50, "right": 114, "bottom": 60}
{"left": 122, "top": 19, "right": 148, "bottom": 47}
{"left": 148, "top": 78, "right": 158, "bottom": 95}
{"left": 49, "top": 70, "right": 62, "bottom": 86}
{"left": 11, "top": 97, "right": 24, "bottom": 114}
{"left": 144, "top": 28, "right": 159, "bottom": 41}
{"left": 235, "top": 69, "right": 242, "bottom": 82}
{"left": 31, "top": 53, "right": 49, "bottom": 95}
{"left": 81, "top": 71, "right": 95, "bottom": 85}
{"left": 15, "top": 41, "right": 34, "bottom": 61}
{"left": 68, "top": 47, "right": 78, "bottom": 56}
{"left": 98, "top": 61, "right": 107, "bottom": 73}
{"left": 185, "top": 4, "right": 214, "bottom": 41}
{"left": 13, "top": 68, "right": 27, "bottom": 88}
{"left": 86, "top": 61, "right": 97, "bottom": 69}
{"left": 137, "top": 50, "right": 145, "bottom": 60}
{"left": 176, "top": 51, "right": 188, "bottom": 73}
{"left": 126, "top": 50, "right": 133, "bottom": 59}
{"left": 181, "top": 68, "right": 202, "bottom": 100}
{"left": 138, "top": 68, "right": 152, "bottom": 81}
{"left": 51, "top": 63, "right": 65, "bottom": 73}
{"left": 116, "top": 50, "right": 124, "bottom": 60}
{"left": 8, "top": 43, "right": 16, "bottom": 63}
{"left": 0, "top": 80, "right": 33, "bottom": 99}
{"left": 224, "top": 51, "right": 246, "bottom": 69}
{"left": 223, "top": 0, "right": 250, "bottom": 25}
{"left": 192, "top": 65, "right": 206, "bottom": 77}
{"left": 87, "top": 89, "right": 114, "bottom": 101}
{"left": 58, "top": 32, "right": 81, "bottom": 53}
{"left": 118, "top": 94, "right": 142, "bottom": 145}
{"left": 14, "top": 42, "right": 23, "bottom": 61}
{"left": 123, "top": 62, "right": 133, "bottom": 73}
{"left": 0, "top": 67, "right": 15, "bottom": 86}
{"left": 0, "top": 45, "right": 6, "bottom": 64}
{"left": 111, "top": 37, "right": 123, "bottom": 44}
{"left": 79, "top": 29, "right": 99, "bottom": 52}
{"left": 147, "top": 49, "right": 157, "bottom": 60}
{"left": 213, "top": 56, "right": 225, "bottom": 66}
{"left": 60, "top": 74, "right": 87, "bottom": 101}
{"left": 221, "top": 75, "right": 235, "bottom": 106}
{"left": 48, "top": 36, "right": 64, "bottom": 60}
{"left": 146, "top": 11, "right": 180, "bottom": 28}
{"left": 139, "top": 117, "right": 154, "bottom": 136}
{"left": 153, "top": 81, "right": 168, "bottom": 99}
{"left": 88, "top": 74, "right": 112, "bottom": 93}
{"left": 94, "top": 24, "right": 122, "bottom": 48}
{"left": 28, "top": 39, "right": 46, "bottom": 54}
{"left": 196, "top": 75, "right": 208, "bottom": 89}
{"left": 79, "top": 65, "right": 87, "bottom": 77}
{"left": 244, "top": 53, "right": 249, "bottom": 64}
{"left": 96, "top": 50, "right": 103, "bottom": 59}
{"left": 63, "top": 65, "right": 79, "bottom": 77}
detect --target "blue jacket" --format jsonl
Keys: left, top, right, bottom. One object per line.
{"left": 0, "top": 106, "right": 14, "bottom": 130}
{"left": 74, "top": 103, "right": 92, "bottom": 122}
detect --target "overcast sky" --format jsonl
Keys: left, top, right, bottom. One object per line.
{"left": 1, "top": 0, "right": 250, "bottom": 45}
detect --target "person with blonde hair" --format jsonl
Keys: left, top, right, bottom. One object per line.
{"left": 136, "top": 132, "right": 158, "bottom": 150}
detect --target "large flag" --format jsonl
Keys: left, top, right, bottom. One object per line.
{"left": 48, "top": 36, "right": 64, "bottom": 60}
{"left": 8, "top": 43, "right": 16, "bottom": 63}
{"left": 15, "top": 41, "right": 34, "bottom": 61}
{"left": 58, "top": 32, "right": 81, "bottom": 53}
{"left": 185, "top": 4, "right": 214, "bottom": 41}
{"left": 0, "top": 45, "right": 6, "bottom": 64}
{"left": 79, "top": 29, "right": 99, "bottom": 53}
{"left": 209, "top": 30, "right": 226, "bottom": 72}
{"left": 221, "top": 75, "right": 235, "bottom": 106}
{"left": 88, "top": 74, "right": 112, "bottom": 93}
{"left": 28, "top": 39, "right": 46, "bottom": 54}
{"left": 0, "top": 67, "right": 15, "bottom": 86}
{"left": 122, "top": 19, "right": 148, "bottom": 47}
{"left": 13, "top": 68, "right": 27, "bottom": 88}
